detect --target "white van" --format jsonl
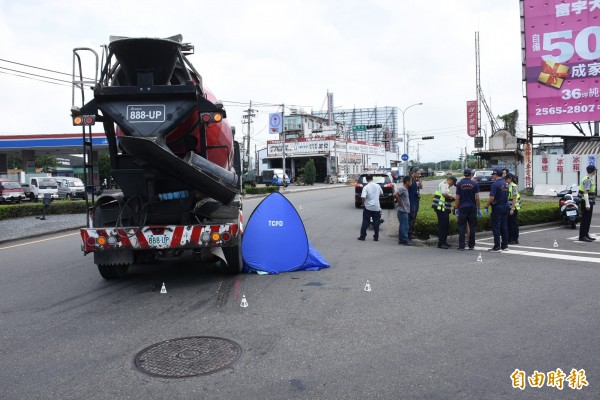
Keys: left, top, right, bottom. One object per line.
{"left": 28, "top": 177, "right": 59, "bottom": 202}
{"left": 57, "top": 177, "right": 86, "bottom": 200}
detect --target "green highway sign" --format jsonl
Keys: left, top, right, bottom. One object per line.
{"left": 352, "top": 125, "right": 366, "bottom": 132}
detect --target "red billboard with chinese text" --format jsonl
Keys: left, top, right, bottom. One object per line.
{"left": 523, "top": 0, "right": 600, "bottom": 125}
{"left": 467, "top": 100, "right": 478, "bottom": 137}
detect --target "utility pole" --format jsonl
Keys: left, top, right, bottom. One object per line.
{"left": 281, "top": 103, "right": 286, "bottom": 187}
{"left": 242, "top": 101, "right": 257, "bottom": 174}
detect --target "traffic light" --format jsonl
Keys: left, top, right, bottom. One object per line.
{"left": 421, "top": 136, "right": 434, "bottom": 140}
{"left": 366, "top": 124, "right": 383, "bottom": 129}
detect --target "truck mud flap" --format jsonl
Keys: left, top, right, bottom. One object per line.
{"left": 118, "top": 136, "right": 239, "bottom": 204}
{"left": 94, "top": 249, "right": 134, "bottom": 266}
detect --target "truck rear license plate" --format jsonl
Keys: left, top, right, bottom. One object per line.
{"left": 126, "top": 105, "right": 165, "bottom": 123}
{"left": 566, "top": 210, "right": 577, "bottom": 216}
{"left": 148, "top": 234, "right": 169, "bottom": 246}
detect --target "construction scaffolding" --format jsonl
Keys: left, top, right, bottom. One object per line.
{"left": 312, "top": 106, "right": 399, "bottom": 153}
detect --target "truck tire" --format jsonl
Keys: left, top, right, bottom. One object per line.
{"left": 222, "top": 245, "right": 243, "bottom": 274}
{"left": 97, "top": 264, "right": 129, "bottom": 279}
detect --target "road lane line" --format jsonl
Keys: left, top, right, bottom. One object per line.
{"left": 490, "top": 244, "right": 600, "bottom": 256}
{"left": 0, "top": 233, "right": 79, "bottom": 250}
{"left": 493, "top": 248, "right": 600, "bottom": 263}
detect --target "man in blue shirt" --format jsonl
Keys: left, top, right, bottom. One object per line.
{"left": 484, "top": 169, "right": 511, "bottom": 252}
{"left": 407, "top": 167, "right": 423, "bottom": 239}
{"left": 455, "top": 169, "right": 480, "bottom": 250}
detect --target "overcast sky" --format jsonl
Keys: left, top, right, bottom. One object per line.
{"left": 0, "top": 0, "right": 567, "bottom": 163}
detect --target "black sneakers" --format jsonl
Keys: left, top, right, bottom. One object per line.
{"left": 488, "top": 247, "right": 501, "bottom": 252}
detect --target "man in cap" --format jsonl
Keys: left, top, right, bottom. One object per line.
{"left": 578, "top": 165, "right": 597, "bottom": 242}
{"left": 432, "top": 175, "right": 457, "bottom": 249}
{"left": 484, "top": 169, "right": 510, "bottom": 252}
{"left": 454, "top": 168, "right": 480, "bottom": 250}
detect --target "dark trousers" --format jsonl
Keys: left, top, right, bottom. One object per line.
{"left": 360, "top": 209, "right": 381, "bottom": 239}
{"left": 435, "top": 209, "right": 449, "bottom": 246}
{"left": 408, "top": 202, "right": 419, "bottom": 236}
{"left": 508, "top": 210, "right": 519, "bottom": 242}
{"left": 458, "top": 206, "right": 477, "bottom": 249}
{"left": 491, "top": 205, "right": 509, "bottom": 249}
{"left": 579, "top": 203, "right": 594, "bottom": 238}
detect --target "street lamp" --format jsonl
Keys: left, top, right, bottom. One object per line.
{"left": 399, "top": 102, "right": 423, "bottom": 176}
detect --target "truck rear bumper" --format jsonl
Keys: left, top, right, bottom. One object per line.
{"left": 81, "top": 223, "right": 241, "bottom": 253}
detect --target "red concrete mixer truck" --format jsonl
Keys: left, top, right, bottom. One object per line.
{"left": 71, "top": 35, "right": 243, "bottom": 279}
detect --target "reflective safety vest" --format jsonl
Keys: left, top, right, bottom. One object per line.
{"left": 578, "top": 175, "right": 596, "bottom": 201}
{"left": 431, "top": 181, "right": 452, "bottom": 212}
{"left": 508, "top": 182, "right": 521, "bottom": 210}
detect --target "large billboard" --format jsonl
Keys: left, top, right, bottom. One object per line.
{"left": 523, "top": 0, "right": 600, "bottom": 125}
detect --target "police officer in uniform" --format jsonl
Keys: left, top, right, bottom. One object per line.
{"left": 506, "top": 173, "right": 521, "bottom": 245}
{"left": 484, "top": 169, "right": 510, "bottom": 252}
{"left": 578, "top": 165, "right": 597, "bottom": 242}
{"left": 455, "top": 168, "right": 480, "bottom": 250}
{"left": 432, "top": 176, "right": 456, "bottom": 249}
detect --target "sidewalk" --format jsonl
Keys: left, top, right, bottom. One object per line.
{"left": 0, "top": 213, "right": 88, "bottom": 244}
{"left": 0, "top": 183, "right": 350, "bottom": 244}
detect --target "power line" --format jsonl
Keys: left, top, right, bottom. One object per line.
{"left": 0, "top": 66, "right": 72, "bottom": 84}
{"left": 0, "top": 58, "right": 72, "bottom": 76}
{"left": 0, "top": 70, "right": 70, "bottom": 87}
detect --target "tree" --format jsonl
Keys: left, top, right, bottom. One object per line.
{"left": 7, "top": 156, "right": 22, "bottom": 170}
{"left": 498, "top": 110, "right": 519, "bottom": 135}
{"left": 35, "top": 156, "right": 57, "bottom": 173}
{"left": 98, "top": 153, "right": 112, "bottom": 187}
{"left": 304, "top": 159, "right": 316, "bottom": 185}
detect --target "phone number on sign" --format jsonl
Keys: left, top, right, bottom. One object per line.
{"left": 535, "top": 105, "right": 596, "bottom": 116}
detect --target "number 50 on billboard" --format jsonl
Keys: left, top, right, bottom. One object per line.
{"left": 522, "top": 0, "right": 600, "bottom": 125}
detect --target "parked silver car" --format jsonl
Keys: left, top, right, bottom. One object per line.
{"left": 57, "top": 177, "right": 86, "bottom": 200}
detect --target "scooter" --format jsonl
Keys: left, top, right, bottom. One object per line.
{"left": 556, "top": 185, "right": 580, "bottom": 229}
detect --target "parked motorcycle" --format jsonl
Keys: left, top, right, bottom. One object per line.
{"left": 556, "top": 185, "right": 580, "bottom": 229}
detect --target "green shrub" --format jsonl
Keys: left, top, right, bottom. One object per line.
{"left": 0, "top": 200, "right": 88, "bottom": 220}
{"left": 304, "top": 159, "right": 316, "bottom": 185}
{"left": 244, "top": 186, "right": 280, "bottom": 195}
{"left": 413, "top": 194, "right": 560, "bottom": 240}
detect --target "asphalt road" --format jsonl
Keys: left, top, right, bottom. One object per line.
{"left": 1, "top": 186, "right": 599, "bottom": 399}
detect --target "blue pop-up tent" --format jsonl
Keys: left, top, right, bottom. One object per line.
{"left": 242, "top": 192, "right": 330, "bottom": 274}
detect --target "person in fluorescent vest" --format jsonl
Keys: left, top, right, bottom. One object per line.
{"left": 431, "top": 176, "right": 456, "bottom": 249}
{"left": 578, "top": 164, "right": 597, "bottom": 242}
{"left": 505, "top": 173, "right": 521, "bottom": 245}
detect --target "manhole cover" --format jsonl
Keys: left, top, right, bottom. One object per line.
{"left": 134, "top": 336, "right": 243, "bottom": 378}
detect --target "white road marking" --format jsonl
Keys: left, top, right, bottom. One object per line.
{"left": 0, "top": 233, "right": 79, "bottom": 250}
{"left": 483, "top": 248, "right": 600, "bottom": 263}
